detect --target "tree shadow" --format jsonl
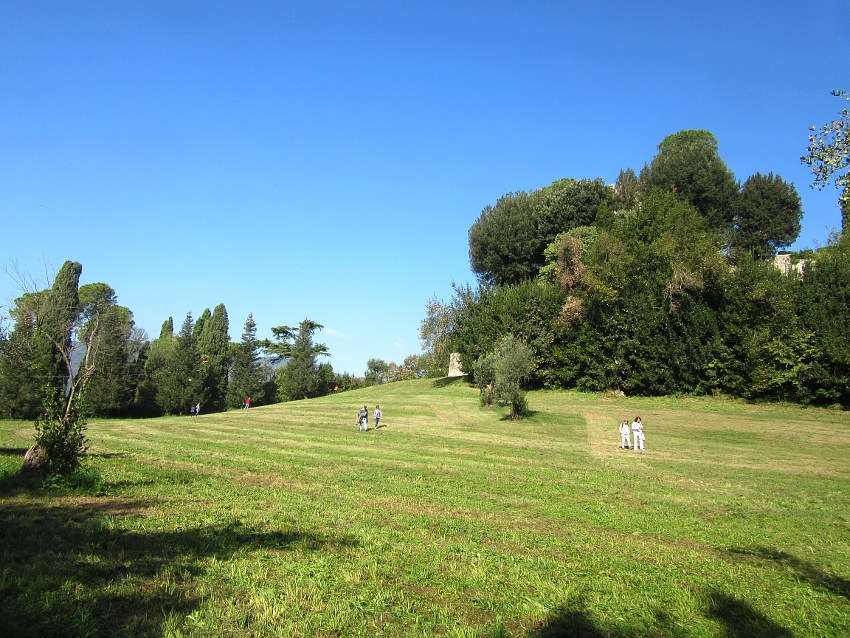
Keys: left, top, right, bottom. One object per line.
{"left": 525, "top": 603, "right": 612, "bottom": 637}
{"left": 0, "top": 446, "right": 29, "bottom": 457}
{"left": 525, "top": 589, "right": 794, "bottom": 638}
{"left": 704, "top": 590, "right": 792, "bottom": 637}
{"left": 432, "top": 375, "right": 471, "bottom": 388}
{"left": 0, "top": 499, "right": 359, "bottom": 637}
{"left": 88, "top": 452, "right": 129, "bottom": 459}
{"left": 0, "top": 468, "right": 46, "bottom": 494}
{"left": 494, "top": 409, "right": 542, "bottom": 423}
{"left": 524, "top": 599, "right": 681, "bottom": 637}
{"left": 727, "top": 545, "right": 850, "bottom": 601}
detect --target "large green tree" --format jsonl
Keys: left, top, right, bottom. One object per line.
{"left": 796, "top": 238, "right": 850, "bottom": 406}
{"left": 365, "top": 358, "right": 389, "bottom": 386}
{"left": 802, "top": 90, "right": 850, "bottom": 235}
{"left": 732, "top": 172, "right": 802, "bottom": 258}
{"left": 0, "top": 298, "right": 54, "bottom": 419}
{"left": 83, "top": 304, "right": 137, "bottom": 417}
{"left": 274, "top": 319, "right": 329, "bottom": 401}
{"left": 468, "top": 178, "right": 612, "bottom": 285}
{"left": 152, "top": 313, "right": 202, "bottom": 415}
{"left": 469, "top": 190, "right": 536, "bottom": 285}
{"left": 76, "top": 283, "right": 143, "bottom": 417}
{"left": 196, "top": 303, "right": 230, "bottom": 412}
{"left": 227, "top": 313, "right": 266, "bottom": 408}
{"left": 720, "top": 255, "right": 817, "bottom": 401}
{"left": 642, "top": 129, "right": 739, "bottom": 229}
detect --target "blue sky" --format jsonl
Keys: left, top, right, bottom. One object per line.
{"left": 1, "top": 1, "right": 848, "bottom": 375}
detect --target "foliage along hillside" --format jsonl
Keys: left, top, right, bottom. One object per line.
{"left": 427, "top": 130, "right": 850, "bottom": 407}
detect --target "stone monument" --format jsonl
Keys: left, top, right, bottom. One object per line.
{"left": 447, "top": 352, "right": 464, "bottom": 377}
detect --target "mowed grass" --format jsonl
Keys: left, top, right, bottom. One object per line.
{"left": 1, "top": 378, "right": 848, "bottom": 637}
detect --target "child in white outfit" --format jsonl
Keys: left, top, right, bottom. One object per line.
{"left": 631, "top": 416, "right": 645, "bottom": 451}
{"left": 619, "top": 420, "right": 631, "bottom": 448}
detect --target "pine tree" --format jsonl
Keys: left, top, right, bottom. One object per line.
{"left": 153, "top": 313, "right": 201, "bottom": 414}
{"left": 275, "top": 319, "right": 329, "bottom": 401}
{"left": 0, "top": 309, "right": 53, "bottom": 418}
{"left": 84, "top": 305, "right": 136, "bottom": 416}
{"left": 227, "top": 313, "right": 265, "bottom": 408}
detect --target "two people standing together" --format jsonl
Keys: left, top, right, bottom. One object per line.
{"left": 619, "top": 416, "right": 645, "bottom": 450}
{"left": 357, "top": 405, "right": 382, "bottom": 431}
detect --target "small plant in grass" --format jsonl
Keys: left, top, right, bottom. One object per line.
{"left": 27, "top": 384, "right": 89, "bottom": 475}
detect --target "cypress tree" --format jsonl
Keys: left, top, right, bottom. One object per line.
{"left": 197, "top": 304, "right": 230, "bottom": 412}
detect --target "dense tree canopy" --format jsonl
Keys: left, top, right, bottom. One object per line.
{"left": 274, "top": 319, "right": 329, "bottom": 401}
{"left": 440, "top": 128, "right": 848, "bottom": 407}
{"left": 227, "top": 313, "right": 266, "bottom": 408}
{"left": 196, "top": 303, "right": 230, "bottom": 412}
{"left": 642, "top": 130, "right": 739, "bottom": 229}
{"left": 732, "top": 172, "right": 802, "bottom": 258}
{"left": 468, "top": 178, "right": 613, "bottom": 285}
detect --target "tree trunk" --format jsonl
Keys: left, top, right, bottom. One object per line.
{"left": 21, "top": 444, "right": 47, "bottom": 473}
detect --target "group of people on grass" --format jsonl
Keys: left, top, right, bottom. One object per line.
{"left": 356, "top": 405, "right": 382, "bottom": 431}
{"left": 618, "top": 416, "right": 646, "bottom": 450}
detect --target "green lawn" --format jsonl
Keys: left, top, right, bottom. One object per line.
{"left": 1, "top": 377, "right": 848, "bottom": 637}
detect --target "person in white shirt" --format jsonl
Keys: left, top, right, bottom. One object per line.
{"left": 631, "top": 416, "right": 645, "bottom": 451}
{"left": 373, "top": 405, "right": 382, "bottom": 429}
{"left": 619, "top": 419, "right": 631, "bottom": 448}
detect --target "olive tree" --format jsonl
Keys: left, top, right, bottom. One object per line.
{"left": 802, "top": 90, "right": 850, "bottom": 235}
{"left": 473, "top": 334, "right": 535, "bottom": 420}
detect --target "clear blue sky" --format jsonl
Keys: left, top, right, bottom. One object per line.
{"left": 1, "top": 1, "right": 848, "bottom": 375}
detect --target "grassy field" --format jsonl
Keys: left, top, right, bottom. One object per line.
{"left": 1, "top": 377, "right": 848, "bottom": 637}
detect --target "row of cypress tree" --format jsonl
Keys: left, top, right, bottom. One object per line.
{"left": 0, "top": 272, "right": 345, "bottom": 418}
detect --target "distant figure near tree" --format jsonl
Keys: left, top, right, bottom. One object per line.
{"left": 244, "top": 396, "right": 251, "bottom": 409}
{"left": 374, "top": 405, "right": 382, "bottom": 429}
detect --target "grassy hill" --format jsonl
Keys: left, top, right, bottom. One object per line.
{"left": 1, "top": 378, "right": 848, "bottom": 637}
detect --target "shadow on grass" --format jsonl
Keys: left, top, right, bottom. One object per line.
{"left": 705, "top": 590, "right": 792, "bottom": 637}
{"left": 728, "top": 545, "right": 850, "bottom": 601}
{"left": 0, "top": 498, "right": 359, "bottom": 637}
{"left": 0, "top": 446, "right": 29, "bottom": 457}
{"left": 431, "top": 375, "right": 471, "bottom": 388}
{"left": 524, "top": 590, "right": 794, "bottom": 638}
{"left": 525, "top": 603, "right": 611, "bottom": 637}
{"left": 496, "top": 409, "right": 542, "bottom": 422}
{"left": 89, "top": 452, "right": 130, "bottom": 459}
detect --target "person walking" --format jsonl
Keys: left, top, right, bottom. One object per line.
{"left": 619, "top": 419, "right": 631, "bottom": 448}
{"left": 358, "top": 405, "right": 368, "bottom": 431}
{"left": 631, "top": 416, "right": 645, "bottom": 451}
{"left": 374, "top": 405, "right": 382, "bottom": 429}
